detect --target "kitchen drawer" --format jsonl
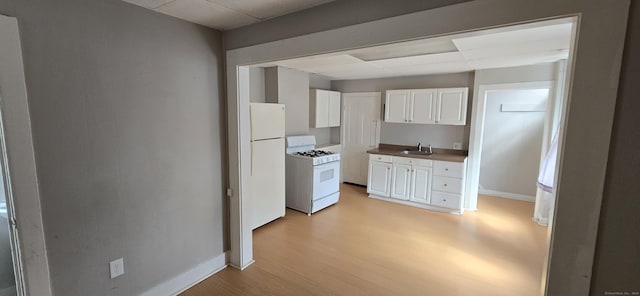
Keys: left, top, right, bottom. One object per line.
{"left": 433, "top": 161, "right": 465, "bottom": 178}
{"left": 432, "top": 176, "right": 463, "bottom": 194}
{"left": 370, "top": 154, "right": 393, "bottom": 163}
{"left": 392, "top": 156, "right": 433, "bottom": 167}
{"left": 431, "top": 191, "right": 461, "bottom": 209}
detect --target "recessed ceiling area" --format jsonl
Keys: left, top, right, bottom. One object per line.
{"left": 122, "top": 0, "right": 335, "bottom": 30}
{"left": 253, "top": 18, "right": 573, "bottom": 80}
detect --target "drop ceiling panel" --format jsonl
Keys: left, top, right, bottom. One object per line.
{"left": 277, "top": 54, "right": 364, "bottom": 72}
{"left": 123, "top": 0, "right": 335, "bottom": 30}
{"left": 453, "top": 23, "right": 572, "bottom": 51}
{"left": 312, "top": 62, "right": 386, "bottom": 75}
{"left": 453, "top": 23, "right": 571, "bottom": 66}
{"left": 384, "top": 61, "right": 473, "bottom": 77}
{"left": 367, "top": 52, "right": 466, "bottom": 68}
{"left": 209, "top": 0, "right": 334, "bottom": 20}
{"left": 352, "top": 38, "right": 458, "bottom": 61}
{"left": 247, "top": 19, "right": 573, "bottom": 80}
{"left": 156, "top": 0, "right": 257, "bottom": 30}
{"left": 123, "top": 0, "right": 174, "bottom": 9}
{"left": 465, "top": 50, "right": 569, "bottom": 70}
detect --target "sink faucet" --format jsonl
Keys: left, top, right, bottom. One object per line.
{"left": 426, "top": 144, "right": 433, "bottom": 155}
{"left": 417, "top": 142, "right": 422, "bottom": 151}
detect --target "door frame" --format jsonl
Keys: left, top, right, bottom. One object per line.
{"left": 0, "top": 95, "right": 25, "bottom": 296}
{"left": 340, "top": 92, "right": 382, "bottom": 185}
{"left": 225, "top": 1, "right": 630, "bottom": 295}
{"left": 0, "top": 15, "right": 52, "bottom": 296}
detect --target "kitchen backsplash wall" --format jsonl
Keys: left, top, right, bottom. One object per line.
{"left": 331, "top": 72, "right": 474, "bottom": 149}
{"left": 381, "top": 123, "right": 465, "bottom": 149}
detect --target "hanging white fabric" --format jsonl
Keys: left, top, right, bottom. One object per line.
{"left": 537, "top": 131, "right": 559, "bottom": 192}
{"left": 533, "top": 130, "right": 559, "bottom": 226}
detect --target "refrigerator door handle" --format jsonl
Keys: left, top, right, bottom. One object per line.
{"left": 250, "top": 142, "right": 254, "bottom": 176}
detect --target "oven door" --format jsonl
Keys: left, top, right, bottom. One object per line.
{"left": 312, "top": 161, "right": 341, "bottom": 200}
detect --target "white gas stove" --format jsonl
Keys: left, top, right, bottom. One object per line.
{"left": 285, "top": 136, "right": 341, "bottom": 215}
{"left": 288, "top": 149, "right": 341, "bottom": 165}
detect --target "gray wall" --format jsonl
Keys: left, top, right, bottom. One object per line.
{"left": 223, "top": 0, "right": 472, "bottom": 50}
{"left": 480, "top": 89, "right": 549, "bottom": 197}
{"left": 249, "top": 67, "right": 266, "bottom": 103}
{"left": 2, "top": 0, "right": 226, "bottom": 295}
{"left": 474, "top": 63, "right": 557, "bottom": 86}
{"left": 265, "top": 67, "right": 310, "bottom": 136}
{"left": 332, "top": 72, "right": 474, "bottom": 149}
{"left": 590, "top": 1, "right": 640, "bottom": 294}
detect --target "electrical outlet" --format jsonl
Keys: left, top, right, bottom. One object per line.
{"left": 453, "top": 142, "right": 462, "bottom": 150}
{"left": 110, "top": 258, "right": 124, "bottom": 279}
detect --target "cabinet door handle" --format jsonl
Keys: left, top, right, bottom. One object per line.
{"left": 445, "top": 168, "right": 449, "bottom": 171}
{"left": 444, "top": 184, "right": 448, "bottom": 187}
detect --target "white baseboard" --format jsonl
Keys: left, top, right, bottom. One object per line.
{"left": 140, "top": 251, "right": 228, "bottom": 296}
{"left": 229, "top": 259, "right": 255, "bottom": 271}
{"left": 533, "top": 216, "right": 549, "bottom": 226}
{"left": 478, "top": 188, "right": 535, "bottom": 202}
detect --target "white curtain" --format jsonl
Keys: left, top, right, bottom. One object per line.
{"left": 533, "top": 131, "right": 559, "bottom": 226}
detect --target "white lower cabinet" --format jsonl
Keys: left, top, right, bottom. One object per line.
{"left": 409, "top": 165, "right": 432, "bottom": 204}
{"left": 430, "top": 191, "right": 461, "bottom": 209}
{"left": 367, "top": 158, "right": 392, "bottom": 197}
{"left": 390, "top": 163, "right": 412, "bottom": 200}
{"left": 367, "top": 154, "right": 466, "bottom": 214}
{"left": 430, "top": 160, "right": 466, "bottom": 210}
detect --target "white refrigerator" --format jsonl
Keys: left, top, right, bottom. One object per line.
{"left": 249, "top": 103, "right": 286, "bottom": 230}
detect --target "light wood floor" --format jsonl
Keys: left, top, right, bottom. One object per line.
{"left": 182, "top": 184, "right": 548, "bottom": 296}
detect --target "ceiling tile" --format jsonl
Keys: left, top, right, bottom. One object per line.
{"left": 278, "top": 54, "right": 363, "bottom": 73}
{"left": 155, "top": 0, "right": 257, "bottom": 30}
{"left": 385, "top": 62, "right": 473, "bottom": 77}
{"left": 209, "top": 0, "right": 334, "bottom": 20}
{"left": 368, "top": 52, "right": 465, "bottom": 68}
{"left": 251, "top": 18, "right": 573, "bottom": 80}
{"left": 352, "top": 38, "right": 458, "bottom": 61}
{"left": 465, "top": 50, "right": 569, "bottom": 70}
{"left": 122, "top": 0, "right": 175, "bottom": 9}
{"left": 453, "top": 23, "right": 571, "bottom": 64}
{"left": 316, "top": 63, "right": 393, "bottom": 80}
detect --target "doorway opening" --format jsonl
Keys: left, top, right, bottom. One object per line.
{"left": 225, "top": 2, "right": 630, "bottom": 293}
{"left": 0, "top": 105, "right": 25, "bottom": 296}
{"left": 227, "top": 16, "right": 577, "bottom": 295}
{"left": 472, "top": 80, "right": 563, "bottom": 228}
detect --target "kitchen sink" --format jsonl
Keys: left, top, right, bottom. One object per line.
{"left": 401, "top": 150, "right": 433, "bottom": 156}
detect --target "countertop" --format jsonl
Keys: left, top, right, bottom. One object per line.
{"left": 367, "top": 144, "right": 468, "bottom": 163}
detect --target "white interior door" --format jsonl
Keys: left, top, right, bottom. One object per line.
{"left": 341, "top": 92, "right": 381, "bottom": 185}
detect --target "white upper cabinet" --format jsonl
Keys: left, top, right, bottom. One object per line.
{"left": 384, "top": 90, "right": 409, "bottom": 123}
{"left": 328, "top": 91, "right": 341, "bottom": 127}
{"left": 385, "top": 87, "right": 467, "bottom": 125}
{"left": 410, "top": 89, "right": 437, "bottom": 124}
{"left": 310, "top": 89, "right": 341, "bottom": 128}
{"left": 436, "top": 88, "right": 468, "bottom": 125}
